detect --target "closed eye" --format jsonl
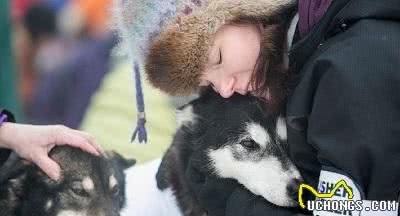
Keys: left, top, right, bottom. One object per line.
{"left": 218, "top": 49, "right": 222, "bottom": 64}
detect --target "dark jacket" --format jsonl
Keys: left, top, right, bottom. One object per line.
{"left": 288, "top": 0, "right": 400, "bottom": 207}
{"left": 0, "top": 109, "right": 15, "bottom": 166}
{"left": 186, "top": 0, "right": 400, "bottom": 215}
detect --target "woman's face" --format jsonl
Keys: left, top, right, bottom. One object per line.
{"left": 199, "top": 24, "right": 261, "bottom": 98}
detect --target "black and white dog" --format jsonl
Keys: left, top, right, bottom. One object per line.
{"left": 121, "top": 89, "right": 302, "bottom": 216}
{"left": 0, "top": 146, "right": 135, "bottom": 216}
{"left": 0, "top": 89, "right": 302, "bottom": 216}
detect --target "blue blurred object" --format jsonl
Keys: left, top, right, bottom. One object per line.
{"left": 42, "top": 0, "right": 69, "bottom": 12}
{"left": 130, "top": 62, "right": 147, "bottom": 144}
{"left": 28, "top": 34, "right": 117, "bottom": 129}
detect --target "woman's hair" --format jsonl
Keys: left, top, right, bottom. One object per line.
{"left": 230, "top": 12, "right": 294, "bottom": 114}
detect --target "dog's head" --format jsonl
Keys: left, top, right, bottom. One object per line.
{"left": 177, "top": 89, "right": 302, "bottom": 207}
{"left": 2, "top": 146, "right": 135, "bottom": 216}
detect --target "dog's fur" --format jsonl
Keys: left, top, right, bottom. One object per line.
{"left": 0, "top": 146, "right": 135, "bottom": 216}
{"left": 156, "top": 89, "right": 302, "bottom": 216}
{"left": 119, "top": 159, "right": 183, "bottom": 216}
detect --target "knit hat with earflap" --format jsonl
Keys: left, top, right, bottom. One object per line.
{"left": 111, "top": 0, "right": 295, "bottom": 142}
{"left": 111, "top": 0, "right": 211, "bottom": 64}
{"left": 111, "top": 0, "right": 203, "bottom": 143}
{"left": 145, "top": 0, "right": 296, "bottom": 95}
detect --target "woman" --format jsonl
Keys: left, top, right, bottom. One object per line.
{"left": 118, "top": 0, "right": 400, "bottom": 215}
{"left": 143, "top": 1, "right": 299, "bottom": 214}
{"left": 145, "top": 0, "right": 296, "bottom": 113}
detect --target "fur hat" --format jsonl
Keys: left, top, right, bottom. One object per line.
{"left": 111, "top": 0, "right": 295, "bottom": 142}
{"left": 145, "top": 0, "right": 296, "bottom": 95}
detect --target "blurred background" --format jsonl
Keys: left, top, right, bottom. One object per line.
{"left": 0, "top": 0, "right": 183, "bottom": 163}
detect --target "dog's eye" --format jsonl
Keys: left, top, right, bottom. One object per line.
{"left": 111, "top": 186, "right": 119, "bottom": 196}
{"left": 71, "top": 182, "right": 90, "bottom": 197}
{"left": 240, "top": 139, "right": 259, "bottom": 151}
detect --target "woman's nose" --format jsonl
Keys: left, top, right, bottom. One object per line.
{"left": 220, "top": 87, "right": 235, "bottom": 98}
{"left": 219, "top": 78, "right": 235, "bottom": 98}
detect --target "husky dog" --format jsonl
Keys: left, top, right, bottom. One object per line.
{"left": 0, "top": 146, "right": 135, "bottom": 216}
{"left": 156, "top": 89, "right": 303, "bottom": 216}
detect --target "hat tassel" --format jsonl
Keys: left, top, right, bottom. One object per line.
{"left": 131, "top": 62, "right": 147, "bottom": 143}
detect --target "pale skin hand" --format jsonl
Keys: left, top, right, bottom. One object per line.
{"left": 0, "top": 122, "right": 103, "bottom": 181}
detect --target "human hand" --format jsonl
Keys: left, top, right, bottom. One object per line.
{"left": 0, "top": 123, "right": 103, "bottom": 181}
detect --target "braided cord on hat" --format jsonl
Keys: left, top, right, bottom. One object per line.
{"left": 131, "top": 62, "right": 147, "bottom": 143}
{"left": 112, "top": 0, "right": 179, "bottom": 144}
{"left": 112, "top": 0, "right": 207, "bottom": 144}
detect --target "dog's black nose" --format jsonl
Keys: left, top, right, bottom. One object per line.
{"left": 287, "top": 178, "right": 302, "bottom": 201}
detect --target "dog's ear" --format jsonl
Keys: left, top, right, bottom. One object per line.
{"left": 176, "top": 104, "right": 198, "bottom": 129}
{"left": 0, "top": 152, "right": 30, "bottom": 184}
{"left": 106, "top": 151, "right": 136, "bottom": 170}
{"left": 156, "top": 146, "right": 176, "bottom": 190}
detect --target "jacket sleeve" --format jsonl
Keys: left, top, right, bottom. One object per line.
{"left": 225, "top": 187, "right": 307, "bottom": 216}
{"left": 307, "top": 34, "right": 400, "bottom": 200}
{"left": 303, "top": 19, "right": 400, "bottom": 201}
{"left": 0, "top": 109, "right": 15, "bottom": 166}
